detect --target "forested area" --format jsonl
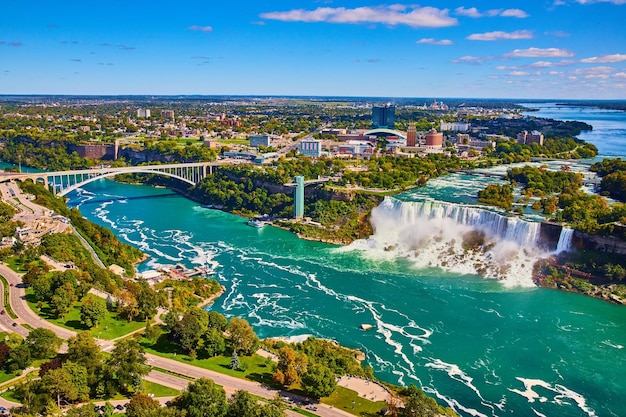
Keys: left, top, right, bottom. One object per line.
{"left": 478, "top": 184, "right": 514, "bottom": 210}
{"left": 190, "top": 172, "right": 293, "bottom": 217}
{"left": 490, "top": 137, "right": 598, "bottom": 163}
{"left": 0, "top": 136, "right": 96, "bottom": 170}
{"left": 591, "top": 157, "right": 626, "bottom": 201}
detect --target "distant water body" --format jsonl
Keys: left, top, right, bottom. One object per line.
{"left": 4, "top": 104, "right": 626, "bottom": 417}
{"left": 522, "top": 102, "right": 626, "bottom": 156}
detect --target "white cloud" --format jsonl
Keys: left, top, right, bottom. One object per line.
{"left": 496, "top": 65, "right": 519, "bottom": 70}
{"left": 500, "top": 9, "right": 530, "bottom": 18}
{"left": 260, "top": 6, "right": 458, "bottom": 28}
{"left": 581, "top": 53, "right": 626, "bottom": 63}
{"left": 188, "top": 25, "right": 213, "bottom": 32}
{"left": 467, "top": 30, "right": 533, "bottom": 41}
{"left": 455, "top": 7, "right": 482, "bottom": 17}
{"left": 615, "top": 72, "right": 626, "bottom": 78}
{"left": 529, "top": 61, "right": 556, "bottom": 67}
{"left": 506, "top": 47, "right": 574, "bottom": 58}
{"left": 452, "top": 55, "right": 489, "bottom": 64}
{"left": 576, "top": 0, "right": 626, "bottom": 4}
{"left": 509, "top": 71, "right": 531, "bottom": 76}
{"left": 455, "top": 7, "right": 528, "bottom": 18}
{"left": 573, "top": 66, "right": 616, "bottom": 77}
{"left": 416, "top": 38, "right": 453, "bottom": 45}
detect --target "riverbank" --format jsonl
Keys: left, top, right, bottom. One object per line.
{"left": 534, "top": 257, "right": 626, "bottom": 305}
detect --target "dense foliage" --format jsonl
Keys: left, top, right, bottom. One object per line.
{"left": 591, "top": 158, "right": 626, "bottom": 201}
{"left": 344, "top": 154, "right": 469, "bottom": 189}
{"left": 190, "top": 172, "right": 292, "bottom": 217}
{"left": 0, "top": 201, "right": 19, "bottom": 241}
{"left": 507, "top": 165, "right": 583, "bottom": 194}
{"left": 477, "top": 184, "right": 514, "bottom": 210}
{"left": 492, "top": 137, "right": 597, "bottom": 163}
{"left": 0, "top": 136, "right": 96, "bottom": 170}
{"left": 11, "top": 333, "right": 149, "bottom": 414}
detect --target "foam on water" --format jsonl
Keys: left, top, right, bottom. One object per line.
{"left": 345, "top": 197, "right": 546, "bottom": 286}
{"left": 509, "top": 377, "right": 596, "bottom": 417}
{"left": 426, "top": 359, "right": 487, "bottom": 404}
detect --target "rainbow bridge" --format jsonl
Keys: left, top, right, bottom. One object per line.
{"left": 0, "top": 162, "right": 216, "bottom": 196}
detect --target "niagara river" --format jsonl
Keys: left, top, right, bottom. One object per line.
{"left": 61, "top": 104, "right": 626, "bottom": 417}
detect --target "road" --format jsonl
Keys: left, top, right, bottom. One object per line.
{"left": 0, "top": 261, "right": 354, "bottom": 417}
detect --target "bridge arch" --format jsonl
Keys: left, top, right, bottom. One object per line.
{"left": 57, "top": 169, "right": 195, "bottom": 196}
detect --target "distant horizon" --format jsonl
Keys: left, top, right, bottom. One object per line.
{"left": 1, "top": 94, "right": 625, "bottom": 104}
{"left": 2, "top": 1, "right": 626, "bottom": 99}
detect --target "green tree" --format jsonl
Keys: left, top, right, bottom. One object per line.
{"left": 201, "top": 328, "right": 226, "bottom": 357}
{"left": 50, "top": 282, "right": 77, "bottom": 318}
{"left": 65, "top": 403, "right": 100, "bottom": 417}
{"left": 399, "top": 384, "right": 443, "bottom": 417}
{"left": 67, "top": 331, "right": 103, "bottom": 387}
{"left": 301, "top": 364, "right": 336, "bottom": 399}
{"left": 107, "top": 338, "right": 149, "bottom": 394}
{"left": 227, "top": 317, "right": 258, "bottom": 355}
{"left": 26, "top": 328, "right": 61, "bottom": 359}
{"left": 226, "top": 390, "right": 261, "bottom": 417}
{"left": 171, "top": 378, "right": 227, "bottom": 417}
{"left": 171, "top": 306, "right": 209, "bottom": 354}
{"left": 207, "top": 311, "right": 228, "bottom": 331}
{"left": 7, "top": 342, "right": 32, "bottom": 371}
{"left": 230, "top": 350, "right": 240, "bottom": 370}
{"left": 80, "top": 293, "right": 108, "bottom": 328}
{"left": 143, "top": 323, "right": 163, "bottom": 344}
{"left": 62, "top": 361, "right": 91, "bottom": 402}
{"left": 126, "top": 393, "right": 162, "bottom": 417}
{"left": 41, "top": 368, "right": 79, "bottom": 407}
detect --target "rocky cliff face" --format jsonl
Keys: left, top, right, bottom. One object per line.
{"left": 573, "top": 229, "right": 626, "bottom": 255}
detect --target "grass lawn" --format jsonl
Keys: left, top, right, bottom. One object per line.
{"left": 139, "top": 333, "right": 276, "bottom": 386}
{"left": 25, "top": 289, "right": 145, "bottom": 339}
{"left": 0, "top": 369, "right": 19, "bottom": 386}
{"left": 215, "top": 138, "right": 249, "bottom": 145}
{"left": 0, "top": 275, "right": 17, "bottom": 318}
{"left": 4, "top": 257, "right": 32, "bottom": 273}
{"left": 321, "top": 386, "right": 387, "bottom": 417}
{"left": 143, "top": 381, "right": 180, "bottom": 398}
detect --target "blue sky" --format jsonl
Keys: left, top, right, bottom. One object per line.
{"left": 1, "top": 0, "right": 625, "bottom": 99}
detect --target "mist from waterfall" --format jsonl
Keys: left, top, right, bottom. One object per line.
{"left": 346, "top": 197, "right": 550, "bottom": 287}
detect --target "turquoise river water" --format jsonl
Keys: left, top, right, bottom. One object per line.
{"left": 5, "top": 103, "right": 626, "bottom": 416}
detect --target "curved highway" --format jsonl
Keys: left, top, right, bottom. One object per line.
{"left": 0, "top": 261, "right": 353, "bottom": 417}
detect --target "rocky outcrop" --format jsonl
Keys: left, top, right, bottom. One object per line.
{"left": 572, "top": 229, "right": 626, "bottom": 255}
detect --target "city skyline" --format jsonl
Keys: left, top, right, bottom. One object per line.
{"left": 1, "top": 0, "right": 625, "bottom": 99}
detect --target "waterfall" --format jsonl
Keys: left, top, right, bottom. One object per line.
{"left": 345, "top": 197, "right": 545, "bottom": 287}
{"left": 555, "top": 227, "right": 574, "bottom": 254}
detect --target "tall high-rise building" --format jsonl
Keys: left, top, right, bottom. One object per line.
{"left": 161, "top": 110, "right": 175, "bottom": 119}
{"left": 372, "top": 105, "right": 395, "bottom": 129}
{"left": 137, "top": 108, "right": 151, "bottom": 118}
{"left": 517, "top": 130, "right": 544, "bottom": 146}
{"left": 406, "top": 123, "right": 417, "bottom": 147}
